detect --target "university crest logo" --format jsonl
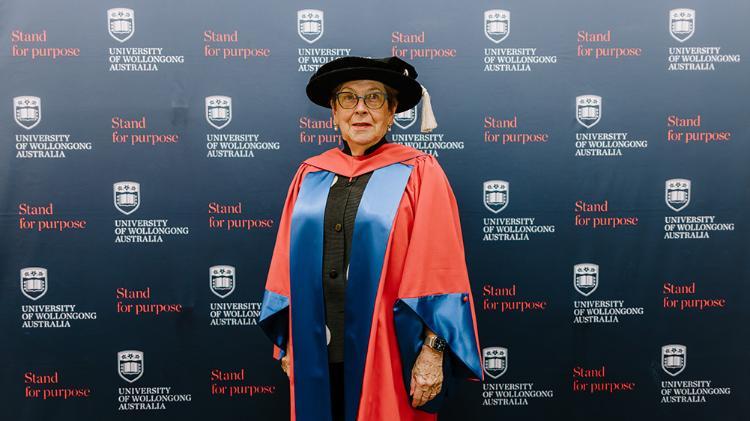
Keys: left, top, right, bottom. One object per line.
{"left": 576, "top": 95, "right": 601, "bottom": 129}
{"left": 14, "top": 96, "right": 41, "bottom": 130}
{"left": 669, "top": 9, "right": 695, "bottom": 43}
{"left": 665, "top": 179, "right": 691, "bottom": 212}
{"left": 483, "top": 347, "right": 508, "bottom": 379}
{"left": 108, "top": 8, "right": 135, "bottom": 43}
{"left": 298, "top": 9, "right": 324, "bottom": 44}
{"left": 210, "top": 265, "right": 235, "bottom": 299}
{"left": 118, "top": 350, "right": 144, "bottom": 383}
{"left": 573, "top": 263, "right": 598, "bottom": 297}
{"left": 483, "top": 180, "right": 509, "bottom": 213}
{"left": 484, "top": 10, "right": 510, "bottom": 44}
{"left": 393, "top": 106, "right": 417, "bottom": 130}
{"left": 205, "top": 96, "right": 232, "bottom": 130}
{"left": 114, "top": 181, "right": 140, "bottom": 215}
{"left": 20, "top": 267, "right": 47, "bottom": 301}
{"left": 661, "top": 344, "right": 687, "bottom": 377}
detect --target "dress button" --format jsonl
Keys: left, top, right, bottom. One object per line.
{"left": 334, "top": 223, "right": 342, "bottom": 232}
{"left": 329, "top": 269, "right": 338, "bottom": 278}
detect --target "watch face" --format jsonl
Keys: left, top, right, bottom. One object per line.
{"left": 428, "top": 336, "right": 447, "bottom": 351}
{"left": 435, "top": 337, "right": 447, "bottom": 351}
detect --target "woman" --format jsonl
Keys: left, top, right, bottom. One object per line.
{"left": 259, "top": 56, "right": 482, "bottom": 421}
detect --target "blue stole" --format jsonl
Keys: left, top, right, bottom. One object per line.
{"left": 289, "top": 163, "right": 413, "bottom": 421}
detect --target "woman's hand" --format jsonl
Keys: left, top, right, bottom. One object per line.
{"left": 409, "top": 343, "right": 444, "bottom": 407}
{"left": 280, "top": 346, "right": 290, "bottom": 377}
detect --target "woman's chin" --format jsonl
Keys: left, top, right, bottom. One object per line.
{"left": 347, "top": 133, "right": 381, "bottom": 146}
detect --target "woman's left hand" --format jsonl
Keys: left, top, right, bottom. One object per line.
{"left": 410, "top": 344, "right": 444, "bottom": 407}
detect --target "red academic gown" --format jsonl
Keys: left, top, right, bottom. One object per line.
{"left": 259, "top": 143, "right": 483, "bottom": 421}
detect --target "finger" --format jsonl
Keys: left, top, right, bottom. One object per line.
{"left": 409, "top": 373, "right": 416, "bottom": 396}
{"left": 416, "top": 389, "right": 427, "bottom": 407}
{"left": 420, "top": 388, "right": 432, "bottom": 407}
{"left": 420, "top": 388, "right": 433, "bottom": 407}
{"left": 412, "top": 388, "right": 425, "bottom": 407}
{"left": 424, "top": 391, "right": 437, "bottom": 404}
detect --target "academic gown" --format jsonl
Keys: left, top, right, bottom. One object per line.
{"left": 259, "top": 143, "right": 483, "bottom": 421}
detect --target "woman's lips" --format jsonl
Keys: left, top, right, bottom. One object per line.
{"left": 352, "top": 123, "right": 372, "bottom": 129}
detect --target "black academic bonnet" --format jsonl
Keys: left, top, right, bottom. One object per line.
{"left": 305, "top": 56, "right": 423, "bottom": 113}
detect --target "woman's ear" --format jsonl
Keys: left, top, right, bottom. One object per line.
{"left": 329, "top": 97, "right": 335, "bottom": 114}
{"left": 330, "top": 105, "right": 338, "bottom": 130}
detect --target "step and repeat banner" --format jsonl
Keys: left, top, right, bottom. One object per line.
{"left": 1, "top": 1, "right": 748, "bottom": 420}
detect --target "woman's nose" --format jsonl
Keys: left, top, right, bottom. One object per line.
{"left": 354, "top": 99, "right": 368, "bottom": 113}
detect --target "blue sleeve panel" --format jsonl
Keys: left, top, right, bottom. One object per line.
{"left": 393, "top": 292, "right": 483, "bottom": 413}
{"left": 259, "top": 289, "right": 290, "bottom": 360}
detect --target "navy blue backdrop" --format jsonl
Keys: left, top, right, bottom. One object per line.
{"left": 1, "top": 1, "right": 748, "bottom": 420}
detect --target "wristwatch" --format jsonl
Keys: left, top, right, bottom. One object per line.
{"left": 424, "top": 335, "right": 447, "bottom": 352}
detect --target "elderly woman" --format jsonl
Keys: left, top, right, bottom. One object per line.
{"left": 259, "top": 56, "right": 482, "bottom": 421}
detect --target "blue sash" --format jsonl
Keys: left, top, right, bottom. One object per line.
{"left": 289, "top": 163, "right": 413, "bottom": 421}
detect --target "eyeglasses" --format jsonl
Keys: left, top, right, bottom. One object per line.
{"left": 334, "top": 91, "right": 388, "bottom": 109}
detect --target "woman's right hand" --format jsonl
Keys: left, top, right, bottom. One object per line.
{"left": 280, "top": 349, "right": 290, "bottom": 377}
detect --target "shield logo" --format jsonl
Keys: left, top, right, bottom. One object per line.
{"left": 483, "top": 180, "right": 509, "bottom": 213}
{"left": 393, "top": 106, "right": 417, "bottom": 130}
{"left": 113, "top": 181, "right": 140, "bottom": 215}
{"left": 483, "top": 347, "right": 508, "bottom": 379}
{"left": 20, "top": 267, "right": 47, "bottom": 301}
{"left": 13, "top": 96, "right": 41, "bottom": 130}
{"left": 210, "top": 265, "right": 235, "bottom": 299}
{"left": 108, "top": 8, "right": 135, "bottom": 43}
{"left": 669, "top": 9, "right": 695, "bottom": 43}
{"left": 576, "top": 95, "right": 601, "bottom": 129}
{"left": 484, "top": 10, "right": 510, "bottom": 44}
{"left": 661, "top": 344, "right": 686, "bottom": 377}
{"left": 117, "top": 350, "right": 144, "bottom": 383}
{"left": 665, "top": 179, "right": 691, "bottom": 212}
{"left": 573, "top": 263, "right": 599, "bottom": 297}
{"left": 298, "top": 9, "right": 324, "bottom": 44}
{"left": 205, "top": 96, "right": 232, "bottom": 130}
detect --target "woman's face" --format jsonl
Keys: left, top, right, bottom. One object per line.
{"left": 331, "top": 80, "right": 396, "bottom": 154}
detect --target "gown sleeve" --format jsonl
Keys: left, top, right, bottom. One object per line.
{"left": 259, "top": 164, "right": 309, "bottom": 360}
{"left": 392, "top": 155, "right": 484, "bottom": 411}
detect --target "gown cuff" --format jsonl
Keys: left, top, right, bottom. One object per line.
{"left": 259, "top": 289, "right": 290, "bottom": 360}
{"left": 393, "top": 292, "right": 483, "bottom": 412}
